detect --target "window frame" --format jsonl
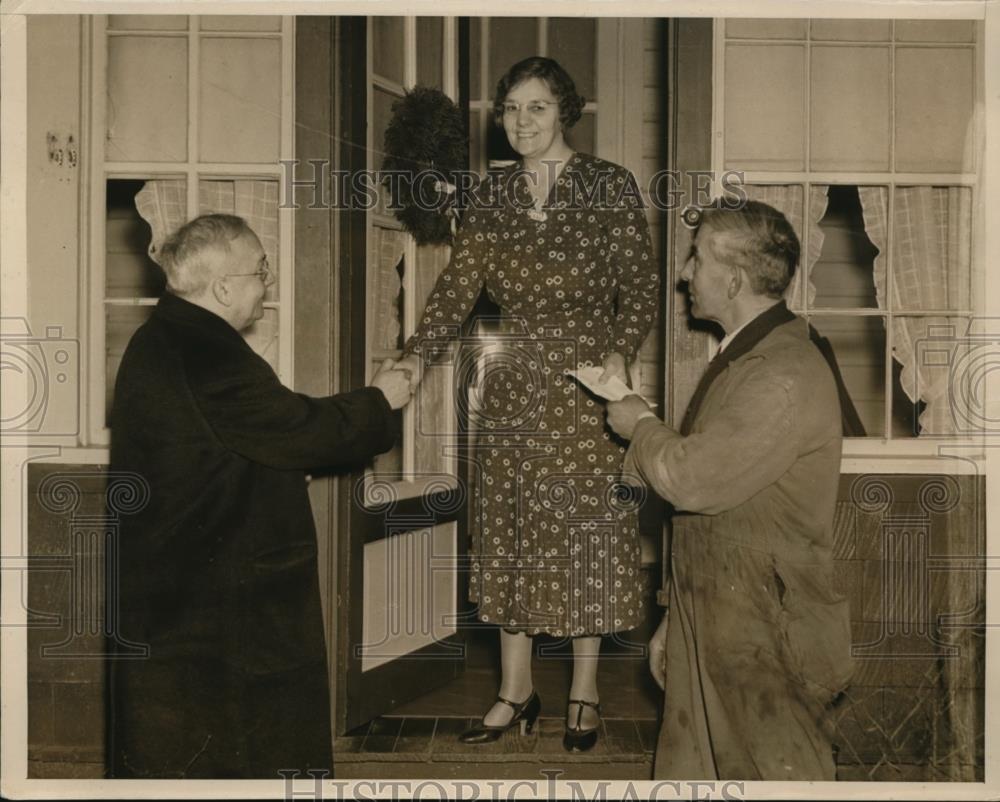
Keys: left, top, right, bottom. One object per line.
{"left": 711, "top": 18, "right": 985, "bottom": 469}
{"left": 363, "top": 17, "right": 462, "bottom": 503}
{"left": 84, "top": 14, "right": 296, "bottom": 447}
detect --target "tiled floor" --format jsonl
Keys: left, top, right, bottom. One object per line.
{"left": 335, "top": 627, "right": 660, "bottom": 778}
{"left": 337, "top": 715, "right": 658, "bottom": 762}
{"left": 334, "top": 714, "right": 657, "bottom": 779}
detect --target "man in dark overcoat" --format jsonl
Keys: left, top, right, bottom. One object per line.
{"left": 108, "top": 213, "right": 411, "bottom": 778}
{"left": 607, "top": 201, "right": 854, "bottom": 780}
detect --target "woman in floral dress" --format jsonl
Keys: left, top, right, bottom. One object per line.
{"left": 398, "top": 57, "right": 658, "bottom": 751}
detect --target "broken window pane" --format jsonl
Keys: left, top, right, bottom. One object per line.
{"left": 106, "top": 179, "right": 167, "bottom": 299}
{"left": 812, "top": 185, "right": 880, "bottom": 309}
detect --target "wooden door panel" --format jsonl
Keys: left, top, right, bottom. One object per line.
{"left": 335, "top": 15, "right": 468, "bottom": 735}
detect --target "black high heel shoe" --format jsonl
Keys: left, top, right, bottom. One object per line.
{"left": 458, "top": 691, "right": 541, "bottom": 744}
{"left": 563, "top": 698, "right": 601, "bottom": 752}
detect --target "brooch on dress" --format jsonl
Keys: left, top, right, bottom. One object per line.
{"left": 527, "top": 197, "right": 547, "bottom": 222}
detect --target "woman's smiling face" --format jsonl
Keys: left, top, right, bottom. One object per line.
{"left": 501, "top": 77, "right": 565, "bottom": 162}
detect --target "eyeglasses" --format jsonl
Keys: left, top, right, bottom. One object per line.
{"left": 224, "top": 263, "right": 271, "bottom": 282}
{"left": 501, "top": 100, "right": 558, "bottom": 116}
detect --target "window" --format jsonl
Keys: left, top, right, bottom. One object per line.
{"left": 467, "top": 18, "right": 599, "bottom": 170}
{"left": 716, "top": 19, "right": 981, "bottom": 443}
{"left": 88, "top": 15, "right": 294, "bottom": 445}
{"left": 365, "top": 18, "right": 461, "bottom": 500}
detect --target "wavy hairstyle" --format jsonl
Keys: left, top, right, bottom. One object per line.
{"left": 492, "top": 56, "right": 586, "bottom": 130}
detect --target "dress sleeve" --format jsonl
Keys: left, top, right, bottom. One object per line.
{"left": 608, "top": 169, "right": 659, "bottom": 361}
{"left": 401, "top": 205, "right": 493, "bottom": 359}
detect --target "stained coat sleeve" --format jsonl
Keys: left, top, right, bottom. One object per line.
{"left": 623, "top": 359, "right": 801, "bottom": 515}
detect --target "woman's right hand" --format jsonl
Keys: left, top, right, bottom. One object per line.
{"left": 395, "top": 354, "right": 423, "bottom": 391}
{"left": 371, "top": 359, "right": 413, "bottom": 410}
{"left": 649, "top": 611, "right": 669, "bottom": 690}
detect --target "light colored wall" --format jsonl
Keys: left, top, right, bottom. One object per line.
{"left": 26, "top": 15, "right": 83, "bottom": 445}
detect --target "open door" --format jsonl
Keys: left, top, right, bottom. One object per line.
{"left": 335, "top": 16, "right": 469, "bottom": 733}
{"left": 332, "top": 15, "right": 654, "bottom": 733}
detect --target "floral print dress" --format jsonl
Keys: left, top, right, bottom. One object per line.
{"left": 403, "top": 152, "right": 659, "bottom": 636}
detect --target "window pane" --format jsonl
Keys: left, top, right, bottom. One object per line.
{"left": 199, "top": 179, "right": 280, "bottom": 302}
{"left": 417, "top": 17, "right": 444, "bottom": 89}
{"left": 105, "top": 305, "right": 154, "bottom": 425}
{"left": 200, "top": 37, "right": 281, "bottom": 163}
{"left": 895, "top": 20, "right": 976, "bottom": 43}
{"left": 725, "top": 19, "right": 807, "bottom": 39}
{"left": 413, "top": 360, "right": 454, "bottom": 478}
{"left": 469, "top": 111, "right": 483, "bottom": 174}
{"left": 374, "top": 86, "right": 401, "bottom": 214}
{"left": 895, "top": 47, "right": 975, "bottom": 173}
{"left": 489, "top": 18, "right": 537, "bottom": 98}
{"left": 566, "top": 111, "right": 595, "bottom": 156}
{"left": 106, "top": 180, "right": 167, "bottom": 299}
{"left": 902, "top": 315, "right": 975, "bottom": 436}
{"left": 809, "top": 315, "right": 888, "bottom": 436}
{"left": 547, "top": 18, "right": 596, "bottom": 100}
{"left": 487, "top": 115, "right": 518, "bottom": 164}
{"left": 373, "top": 17, "right": 405, "bottom": 84}
{"left": 370, "top": 226, "right": 406, "bottom": 354}
{"left": 106, "top": 36, "right": 187, "bottom": 162}
{"left": 413, "top": 244, "right": 456, "bottom": 478}
{"left": 810, "top": 46, "right": 890, "bottom": 172}
{"left": 370, "top": 377, "right": 404, "bottom": 483}
{"left": 413, "top": 238, "right": 448, "bottom": 315}
{"left": 108, "top": 15, "right": 187, "bottom": 30}
{"left": 810, "top": 19, "right": 890, "bottom": 41}
{"left": 812, "top": 186, "right": 880, "bottom": 309}
{"left": 201, "top": 16, "right": 282, "bottom": 32}
{"left": 470, "top": 18, "right": 483, "bottom": 100}
{"left": 724, "top": 44, "right": 805, "bottom": 170}
{"left": 891, "top": 187, "right": 972, "bottom": 312}
{"left": 131, "top": 178, "right": 187, "bottom": 277}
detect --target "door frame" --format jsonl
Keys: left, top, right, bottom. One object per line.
{"left": 333, "top": 15, "right": 470, "bottom": 734}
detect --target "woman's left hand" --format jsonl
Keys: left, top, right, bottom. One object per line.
{"left": 598, "top": 352, "right": 629, "bottom": 387}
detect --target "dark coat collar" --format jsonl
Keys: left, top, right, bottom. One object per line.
{"left": 154, "top": 292, "right": 249, "bottom": 349}
{"left": 680, "top": 300, "right": 865, "bottom": 437}
{"left": 679, "top": 301, "right": 795, "bottom": 435}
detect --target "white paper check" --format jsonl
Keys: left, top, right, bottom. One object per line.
{"left": 565, "top": 366, "right": 656, "bottom": 406}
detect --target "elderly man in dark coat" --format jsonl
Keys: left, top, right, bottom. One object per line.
{"left": 108, "top": 213, "right": 411, "bottom": 778}
{"left": 607, "top": 201, "right": 854, "bottom": 781}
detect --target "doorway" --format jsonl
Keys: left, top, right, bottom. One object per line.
{"left": 318, "top": 16, "right": 672, "bottom": 766}
{"left": 333, "top": 597, "right": 662, "bottom": 779}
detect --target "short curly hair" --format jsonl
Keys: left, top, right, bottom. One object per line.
{"left": 159, "top": 213, "right": 250, "bottom": 297}
{"left": 697, "top": 201, "right": 800, "bottom": 299}
{"left": 492, "top": 56, "right": 586, "bottom": 130}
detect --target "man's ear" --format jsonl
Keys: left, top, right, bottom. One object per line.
{"left": 727, "top": 266, "right": 744, "bottom": 300}
{"left": 211, "top": 276, "right": 232, "bottom": 307}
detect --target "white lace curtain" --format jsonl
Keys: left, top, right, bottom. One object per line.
{"left": 742, "top": 184, "right": 829, "bottom": 307}
{"left": 858, "top": 186, "right": 972, "bottom": 435}
{"left": 135, "top": 179, "right": 280, "bottom": 369}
